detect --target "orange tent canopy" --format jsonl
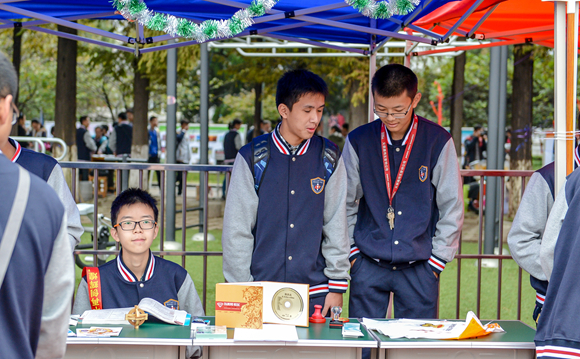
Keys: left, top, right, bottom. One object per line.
{"left": 413, "top": 0, "right": 555, "bottom": 51}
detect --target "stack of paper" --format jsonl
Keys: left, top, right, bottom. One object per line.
{"left": 362, "top": 311, "right": 504, "bottom": 340}
{"left": 234, "top": 324, "right": 298, "bottom": 341}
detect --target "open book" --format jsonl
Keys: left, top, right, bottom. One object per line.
{"left": 79, "top": 298, "right": 191, "bottom": 326}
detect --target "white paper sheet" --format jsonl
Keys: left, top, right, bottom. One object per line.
{"left": 234, "top": 324, "right": 298, "bottom": 341}
{"left": 80, "top": 308, "right": 132, "bottom": 325}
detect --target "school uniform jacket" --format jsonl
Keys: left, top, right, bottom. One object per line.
{"left": 221, "top": 130, "right": 351, "bottom": 298}
{"left": 507, "top": 162, "right": 554, "bottom": 307}
{"left": 343, "top": 117, "right": 463, "bottom": 274}
{"left": 73, "top": 251, "right": 204, "bottom": 317}
{"left": 0, "top": 154, "right": 74, "bottom": 359}
{"left": 535, "top": 167, "right": 580, "bottom": 358}
{"left": 9, "top": 138, "right": 83, "bottom": 251}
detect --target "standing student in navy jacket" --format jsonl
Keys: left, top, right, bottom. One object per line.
{"left": 508, "top": 162, "right": 554, "bottom": 324}
{"left": 344, "top": 64, "right": 464, "bottom": 323}
{"left": 222, "top": 69, "right": 350, "bottom": 317}
{"left": 535, "top": 166, "right": 580, "bottom": 358}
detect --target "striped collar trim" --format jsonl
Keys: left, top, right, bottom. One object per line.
{"left": 117, "top": 250, "right": 155, "bottom": 283}
{"left": 575, "top": 145, "right": 580, "bottom": 168}
{"left": 272, "top": 123, "right": 311, "bottom": 156}
{"left": 382, "top": 117, "right": 414, "bottom": 146}
{"left": 8, "top": 138, "right": 22, "bottom": 163}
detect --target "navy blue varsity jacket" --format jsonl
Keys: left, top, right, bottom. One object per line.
{"left": 343, "top": 117, "right": 463, "bottom": 274}
{"left": 221, "top": 127, "right": 351, "bottom": 298}
{"left": 535, "top": 167, "right": 580, "bottom": 357}
{"left": 73, "top": 250, "right": 204, "bottom": 318}
{"left": 508, "top": 162, "right": 554, "bottom": 308}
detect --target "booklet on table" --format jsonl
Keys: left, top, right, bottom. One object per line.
{"left": 79, "top": 297, "right": 191, "bottom": 326}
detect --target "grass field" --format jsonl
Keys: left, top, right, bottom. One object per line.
{"left": 75, "top": 229, "right": 537, "bottom": 327}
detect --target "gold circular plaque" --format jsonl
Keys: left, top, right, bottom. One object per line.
{"left": 272, "top": 287, "right": 304, "bottom": 321}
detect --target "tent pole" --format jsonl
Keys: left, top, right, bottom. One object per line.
{"left": 567, "top": 1, "right": 579, "bottom": 175}
{"left": 368, "top": 50, "right": 376, "bottom": 123}
{"left": 566, "top": 1, "right": 576, "bottom": 174}
{"left": 484, "top": 44, "right": 501, "bottom": 256}
{"left": 0, "top": 3, "right": 129, "bottom": 43}
{"left": 0, "top": 11, "right": 116, "bottom": 30}
{"left": 555, "top": 1, "right": 567, "bottom": 194}
{"left": 165, "top": 40, "right": 178, "bottom": 245}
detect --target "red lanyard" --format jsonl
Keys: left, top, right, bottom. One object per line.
{"left": 380, "top": 115, "right": 418, "bottom": 208}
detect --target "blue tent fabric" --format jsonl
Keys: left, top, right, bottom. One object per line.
{"left": 0, "top": 0, "right": 455, "bottom": 45}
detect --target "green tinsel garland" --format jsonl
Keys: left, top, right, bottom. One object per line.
{"left": 112, "top": 0, "right": 278, "bottom": 42}
{"left": 345, "top": 0, "right": 421, "bottom": 19}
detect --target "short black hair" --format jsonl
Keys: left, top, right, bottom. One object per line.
{"left": 180, "top": 119, "right": 190, "bottom": 126}
{"left": 118, "top": 112, "right": 127, "bottom": 121}
{"left": 79, "top": 115, "right": 89, "bottom": 124}
{"left": 474, "top": 125, "right": 482, "bottom": 131}
{"left": 232, "top": 119, "right": 242, "bottom": 126}
{"left": 0, "top": 52, "right": 17, "bottom": 99}
{"left": 331, "top": 125, "right": 341, "bottom": 132}
{"left": 276, "top": 69, "right": 328, "bottom": 111}
{"left": 111, "top": 188, "right": 158, "bottom": 225}
{"left": 372, "top": 64, "right": 418, "bottom": 100}
{"left": 31, "top": 119, "right": 40, "bottom": 125}
{"left": 101, "top": 124, "right": 109, "bottom": 133}
{"left": 342, "top": 123, "right": 349, "bottom": 130}
{"left": 149, "top": 116, "right": 157, "bottom": 122}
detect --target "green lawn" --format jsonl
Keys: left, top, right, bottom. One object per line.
{"left": 75, "top": 232, "right": 536, "bottom": 327}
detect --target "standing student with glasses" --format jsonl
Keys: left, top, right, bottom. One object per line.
{"left": 73, "top": 188, "right": 204, "bottom": 358}
{"left": 343, "top": 64, "right": 463, "bottom": 358}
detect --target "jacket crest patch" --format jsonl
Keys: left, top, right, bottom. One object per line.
{"left": 311, "top": 177, "right": 325, "bottom": 194}
{"left": 419, "top": 166, "right": 428, "bottom": 182}
{"left": 164, "top": 299, "right": 179, "bottom": 310}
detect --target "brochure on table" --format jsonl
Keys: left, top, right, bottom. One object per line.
{"left": 362, "top": 311, "right": 504, "bottom": 340}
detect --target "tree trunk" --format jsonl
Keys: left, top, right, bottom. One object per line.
{"left": 450, "top": 51, "right": 466, "bottom": 157}
{"left": 130, "top": 59, "right": 150, "bottom": 188}
{"left": 348, "top": 80, "right": 369, "bottom": 131}
{"left": 508, "top": 44, "right": 534, "bottom": 218}
{"left": 54, "top": 25, "right": 77, "bottom": 158}
{"left": 253, "top": 82, "right": 262, "bottom": 138}
{"left": 12, "top": 27, "right": 22, "bottom": 105}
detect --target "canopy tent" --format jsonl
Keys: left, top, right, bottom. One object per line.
{"left": 412, "top": 0, "right": 555, "bottom": 55}
{"left": 411, "top": 0, "right": 578, "bottom": 195}
{"left": 0, "top": 0, "right": 456, "bottom": 55}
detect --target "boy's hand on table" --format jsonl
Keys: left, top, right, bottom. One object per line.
{"left": 321, "top": 292, "right": 343, "bottom": 317}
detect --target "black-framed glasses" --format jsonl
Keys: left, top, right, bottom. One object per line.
{"left": 373, "top": 102, "right": 413, "bottom": 119}
{"left": 11, "top": 102, "right": 19, "bottom": 126}
{"left": 114, "top": 220, "right": 157, "bottom": 231}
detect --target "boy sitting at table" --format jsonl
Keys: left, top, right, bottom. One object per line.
{"left": 73, "top": 188, "right": 204, "bottom": 357}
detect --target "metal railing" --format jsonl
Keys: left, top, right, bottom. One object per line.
{"left": 61, "top": 162, "right": 536, "bottom": 318}
{"left": 60, "top": 161, "right": 231, "bottom": 310}
{"left": 453, "top": 169, "right": 535, "bottom": 321}
{"left": 12, "top": 136, "right": 68, "bottom": 161}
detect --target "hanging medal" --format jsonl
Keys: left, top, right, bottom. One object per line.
{"left": 381, "top": 115, "right": 418, "bottom": 230}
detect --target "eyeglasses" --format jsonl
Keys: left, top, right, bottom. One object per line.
{"left": 114, "top": 220, "right": 157, "bottom": 231}
{"left": 373, "top": 102, "right": 413, "bottom": 119}
{"left": 11, "top": 102, "right": 19, "bottom": 126}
